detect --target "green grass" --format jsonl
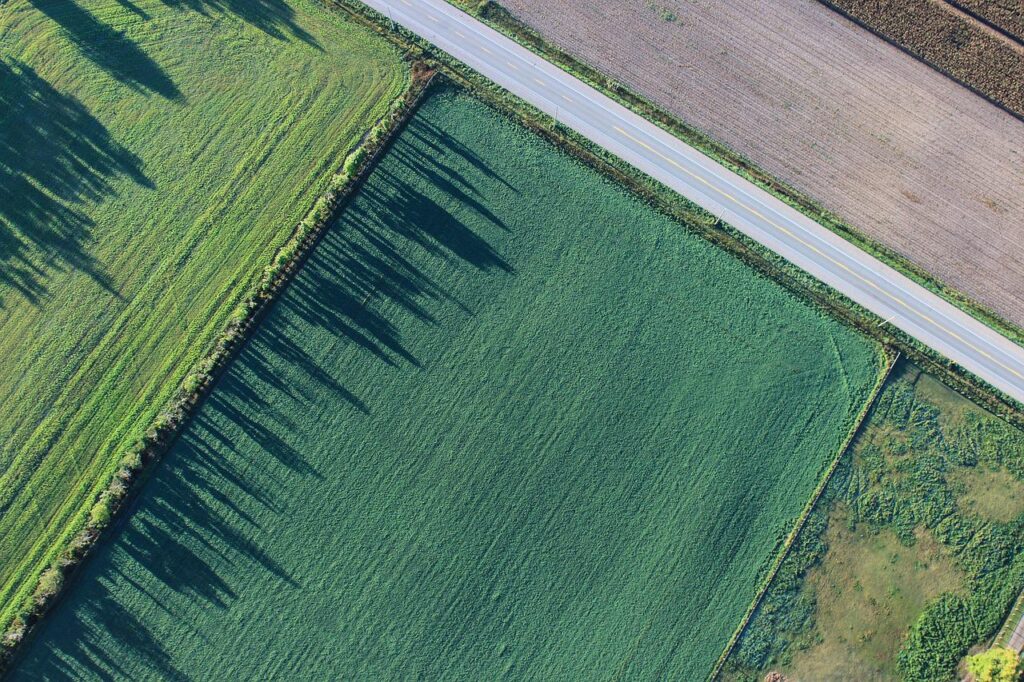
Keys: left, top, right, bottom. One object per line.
{"left": 728, "top": 362, "right": 1024, "bottom": 681}
{"left": 0, "top": 0, "right": 407, "bottom": 630}
{"left": 955, "top": 466, "right": 1024, "bottom": 524}
{"left": 10, "top": 90, "right": 879, "bottom": 680}
{"left": 781, "top": 516, "right": 962, "bottom": 680}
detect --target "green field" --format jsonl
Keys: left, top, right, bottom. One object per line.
{"left": 11, "top": 90, "right": 879, "bottom": 679}
{"left": 0, "top": 0, "right": 407, "bottom": 626}
{"left": 728, "top": 363, "right": 1024, "bottom": 681}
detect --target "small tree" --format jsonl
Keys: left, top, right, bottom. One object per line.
{"left": 967, "top": 647, "right": 1023, "bottom": 682}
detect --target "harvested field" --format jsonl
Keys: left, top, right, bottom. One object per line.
{"left": 10, "top": 90, "right": 880, "bottom": 680}
{"left": 0, "top": 0, "right": 406, "bottom": 635}
{"left": 821, "top": 0, "right": 1024, "bottom": 116}
{"left": 497, "top": 0, "right": 1024, "bottom": 331}
{"left": 948, "top": 0, "right": 1024, "bottom": 43}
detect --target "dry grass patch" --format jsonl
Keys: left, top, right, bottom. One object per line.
{"left": 784, "top": 516, "right": 962, "bottom": 681}
{"left": 955, "top": 467, "right": 1024, "bottom": 523}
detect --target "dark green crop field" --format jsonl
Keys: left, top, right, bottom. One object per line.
{"left": 0, "top": 0, "right": 406, "bottom": 628}
{"left": 12, "top": 90, "right": 880, "bottom": 680}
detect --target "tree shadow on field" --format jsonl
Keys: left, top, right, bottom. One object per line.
{"left": 158, "top": 0, "right": 319, "bottom": 46}
{"left": 17, "top": 577, "right": 188, "bottom": 681}
{"left": 27, "top": 0, "right": 181, "bottom": 100}
{"left": 278, "top": 116, "right": 514, "bottom": 388}
{"left": 10, "top": 105, "right": 519, "bottom": 679}
{"left": 0, "top": 59, "right": 150, "bottom": 307}
{"left": 13, "top": 390, "right": 305, "bottom": 679}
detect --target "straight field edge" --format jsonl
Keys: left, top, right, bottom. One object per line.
{"left": 329, "top": 5, "right": 1024, "bottom": 670}
{"left": 427, "top": 0, "right": 1024, "bottom": 425}
{"left": 814, "top": 0, "right": 1024, "bottom": 122}
{"left": 6, "top": 0, "right": 1021, "bottom": 672}
{"left": 454, "top": 0, "right": 1024, "bottom": 336}
{"left": 705, "top": 348, "right": 900, "bottom": 682}
{"left": 0, "top": 59, "right": 434, "bottom": 673}
{"left": 943, "top": 0, "right": 1024, "bottom": 48}
{"left": 995, "top": 577, "right": 1024, "bottom": 646}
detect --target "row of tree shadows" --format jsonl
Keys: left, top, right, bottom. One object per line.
{"left": 18, "top": 113, "right": 520, "bottom": 679}
{"left": 0, "top": 0, "right": 316, "bottom": 308}
{"left": 0, "top": 59, "right": 143, "bottom": 306}
{"left": 26, "top": 0, "right": 316, "bottom": 101}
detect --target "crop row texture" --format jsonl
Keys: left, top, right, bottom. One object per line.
{"left": 820, "top": 0, "right": 1024, "bottom": 118}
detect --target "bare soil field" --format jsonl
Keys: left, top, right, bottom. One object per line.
{"left": 822, "top": 0, "right": 1024, "bottom": 116}
{"left": 499, "top": 0, "right": 1024, "bottom": 330}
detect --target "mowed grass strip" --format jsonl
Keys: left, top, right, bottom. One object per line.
{"left": 0, "top": 0, "right": 406, "bottom": 628}
{"left": 12, "top": 90, "right": 880, "bottom": 680}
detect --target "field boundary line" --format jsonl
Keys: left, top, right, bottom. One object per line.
{"left": 995, "top": 582, "right": 1024, "bottom": 647}
{"left": 941, "top": 0, "right": 1024, "bottom": 49}
{"left": 425, "top": 0, "right": 1024, "bottom": 426}
{"left": 706, "top": 347, "right": 900, "bottom": 681}
{"left": 346, "top": 0, "right": 1024, "bottom": 427}
{"left": 448, "top": 0, "right": 1024, "bottom": 339}
{"left": 814, "top": 0, "right": 1024, "bottom": 122}
{"left": 0, "top": 61, "right": 435, "bottom": 673}
{"left": 343, "top": 1, "right": 1024, "bottom": 439}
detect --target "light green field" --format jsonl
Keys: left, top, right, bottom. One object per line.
{"left": 11, "top": 90, "right": 879, "bottom": 680}
{"left": 0, "top": 0, "right": 407, "bottom": 629}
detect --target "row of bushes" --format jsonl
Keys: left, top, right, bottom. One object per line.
{"left": 726, "top": 362, "right": 1024, "bottom": 681}
{"left": 0, "top": 59, "right": 435, "bottom": 672}
{"left": 819, "top": 0, "right": 1024, "bottom": 118}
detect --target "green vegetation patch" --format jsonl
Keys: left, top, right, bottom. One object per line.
{"left": 11, "top": 90, "right": 879, "bottom": 680}
{"left": 727, "top": 362, "right": 1024, "bottom": 681}
{"left": 0, "top": 0, "right": 407, "bottom": 628}
{"left": 780, "top": 516, "right": 962, "bottom": 680}
{"left": 955, "top": 467, "right": 1024, "bottom": 523}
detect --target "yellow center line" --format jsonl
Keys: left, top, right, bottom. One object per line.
{"left": 610, "top": 125, "right": 1024, "bottom": 381}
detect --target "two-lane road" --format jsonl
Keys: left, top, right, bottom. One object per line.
{"left": 365, "top": 0, "right": 1024, "bottom": 405}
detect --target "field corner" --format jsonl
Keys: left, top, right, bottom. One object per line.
{"left": 706, "top": 345, "right": 901, "bottom": 681}
{"left": 433, "top": 0, "right": 1024, "bottom": 428}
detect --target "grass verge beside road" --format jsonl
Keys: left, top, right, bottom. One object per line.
{"left": 434, "top": 0, "right": 1024, "bottom": 421}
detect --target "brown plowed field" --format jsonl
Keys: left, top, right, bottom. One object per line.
{"left": 499, "top": 0, "right": 1024, "bottom": 330}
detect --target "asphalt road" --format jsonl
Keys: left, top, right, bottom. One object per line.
{"left": 364, "top": 0, "right": 1024, "bottom": 405}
